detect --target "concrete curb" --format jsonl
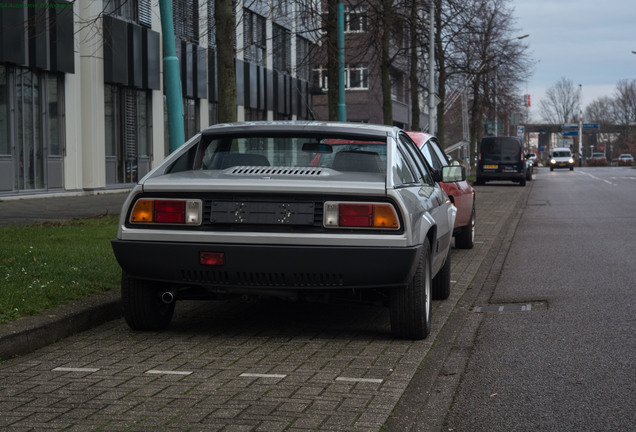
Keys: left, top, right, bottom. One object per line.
{"left": 0, "top": 291, "right": 121, "bottom": 361}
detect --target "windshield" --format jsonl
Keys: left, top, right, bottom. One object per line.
{"left": 553, "top": 150, "right": 571, "bottom": 157}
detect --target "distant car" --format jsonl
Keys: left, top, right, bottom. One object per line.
{"left": 111, "top": 121, "right": 459, "bottom": 340}
{"left": 550, "top": 147, "right": 575, "bottom": 171}
{"left": 616, "top": 153, "right": 634, "bottom": 166}
{"left": 407, "top": 131, "right": 476, "bottom": 249}
{"left": 525, "top": 154, "right": 534, "bottom": 180}
{"left": 589, "top": 152, "right": 607, "bottom": 166}
{"left": 475, "top": 136, "right": 528, "bottom": 186}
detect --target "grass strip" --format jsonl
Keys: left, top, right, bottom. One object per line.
{"left": 0, "top": 216, "right": 121, "bottom": 324}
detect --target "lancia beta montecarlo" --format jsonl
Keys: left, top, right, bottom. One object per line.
{"left": 111, "top": 122, "right": 459, "bottom": 340}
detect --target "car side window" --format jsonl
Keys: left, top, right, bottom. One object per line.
{"left": 393, "top": 149, "right": 418, "bottom": 185}
{"left": 429, "top": 139, "right": 450, "bottom": 168}
{"left": 399, "top": 134, "right": 434, "bottom": 186}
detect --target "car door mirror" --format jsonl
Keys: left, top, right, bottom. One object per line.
{"left": 442, "top": 165, "right": 465, "bottom": 183}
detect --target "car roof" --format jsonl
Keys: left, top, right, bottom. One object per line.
{"left": 200, "top": 121, "right": 400, "bottom": 141}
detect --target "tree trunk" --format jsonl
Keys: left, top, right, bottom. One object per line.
{"left": 409, "top": 0, "right": 420, "bottom": 130}
{"left": 381, "top": 0, "right": 394, "bottom": 125}
{"left": 215, "top": 0, "right": 237, "bottom": 123}
{"left": 434, "top": 0, "right": 445, "bottom": 143}
{"left": 326, "top": 0, "right": 339, "bottom": 121}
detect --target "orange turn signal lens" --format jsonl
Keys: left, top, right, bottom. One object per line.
{"left": 129, "top": 199, "right": 202, "bottom": 225}
{"left": 130, "top": 199, "right": 154, "bottom": 223}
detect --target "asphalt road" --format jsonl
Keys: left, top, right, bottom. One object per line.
{"left": 441, "top": 166, "right": 636, "bottom": 431}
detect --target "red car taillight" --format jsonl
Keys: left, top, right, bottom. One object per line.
{"left": 130, "top": 199, "right": 203, "bottom": 225}
{"left": 323, "top": 202, "right": 400, "bottom": 229}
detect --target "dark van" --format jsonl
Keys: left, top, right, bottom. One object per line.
{"left": 476, "top": 136, "right": 527, "bottom": 186}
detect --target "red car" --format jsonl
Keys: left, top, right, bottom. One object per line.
{"left": 407, "top": 132, "right": 476, "bottom": 249}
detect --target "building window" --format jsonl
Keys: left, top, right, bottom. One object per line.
{"left": 345, "top": 6, "right": 368, "bottom": 33}
{"left": 347, "top": 64, "right": 368, "bottom": 90}
{"left": 244, "top": 9, "right": 266, "bottom": 66}
{"left": 183, "top": 97, "right": 199, "bottom": 141}
{"left": 312, "top": 66, "right": 328, "bottom": 91}
{"left": 47, "top": 74, "right": 64, "bottom": 156}
{"left": 313, "top": 64, "right": 368, "bottom": 91}
{"left": 0, "top": 66, "right": 8, "bottom": 156}
{"left": 105, "top": 84, "right": 152, "bottom": 184}
{"left": 103, "top": 0, "right": 151, "bottom": 27}
{"left": 391, "top": 70, "right": 404, "bottom": 102}
{"left": 173, "top": 0, "right": 199, "bottom": 43}
{"left": 273, "top": 24, "right": 291, "bottom": 74}
{"left": 296, "top": 36, "right": 311, "bottom": 82}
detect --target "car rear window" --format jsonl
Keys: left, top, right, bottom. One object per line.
{"left": 480, "top": 138, "right": 521, "bottom": 162}
{"left": 194, "top": 135, "right": 388, "bottom": 174}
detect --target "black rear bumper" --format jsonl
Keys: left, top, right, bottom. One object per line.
{"left": 111, "top": 240, "right": 421, "bottom": 291}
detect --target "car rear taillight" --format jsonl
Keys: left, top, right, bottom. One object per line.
{"left": 130, "top": 199, "right": 203, "bottom": 225}
{"left": 200, "top": 252, "right": 225, "bottom": 266}
{"left": 323, "top": 202, "right": 400, "bottom": 229}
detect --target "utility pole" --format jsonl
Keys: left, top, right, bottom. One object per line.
{"left": 578, "top": 84, "right": 583, "bottom": 166}
{"left": 159, "top": 0, "right": 185, "bottom": 153}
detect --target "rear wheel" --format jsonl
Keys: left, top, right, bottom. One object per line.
{"left": 390, "top": 239, "right": 432, "bottom": 340}
{"left": 432, "top": 250, "right": 451, "bottom": 300}
{"left": 121, "top": 272, "right": 175, "bottom": 331}
{"left": 519, "top": 177, "right": 526, "bottom": 186}
{"left": 455, "top": 206, "right": 475, "bottom": 249}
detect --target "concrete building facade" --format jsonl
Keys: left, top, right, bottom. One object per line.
{"left": 0, "top": 0, "right": 315, "bottom": 197}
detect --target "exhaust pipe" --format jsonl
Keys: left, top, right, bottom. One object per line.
{"left": 161, "top": 291, "right": 176, "bottom": 304}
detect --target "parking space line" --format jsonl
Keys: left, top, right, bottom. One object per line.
{"left": 145, "top": 369, "right": 193, "bottom": 376}
{"left": 240, "top": 373, "right": 287, "bottom": 379}
{"left": 336, "top": 377, "right": 383, "bottom": 383}
{"left": 52, "top": 367, "right": 100, "bottom": 373}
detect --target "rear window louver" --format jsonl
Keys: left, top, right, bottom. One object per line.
{"left": 229, "top": 166, "right": 324, "bottom": 176}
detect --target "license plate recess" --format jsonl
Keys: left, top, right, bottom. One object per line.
{"left": 211, "top": 201, "right": 315, "bottom": 225}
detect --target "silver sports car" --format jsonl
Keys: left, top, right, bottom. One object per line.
{"left": 112, "top": 121, "right": 458, "bottom": 339}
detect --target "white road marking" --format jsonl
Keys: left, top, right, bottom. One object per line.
{"left": 53, "top": 367, "right": 100, "bottom": 373}
{"left": 145, "top": 369, "right": 193, "bottom": 376}
{"left": 336, "top": 377, "right": 383, "bottom": 383}
{"left": 240, "top": 373, "right": 287, "bottom": 379}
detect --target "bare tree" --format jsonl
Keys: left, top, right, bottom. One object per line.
{"left": 215, "top": 0, "right": 237, "bottom": 123}
{"left": 539, "top": 77, "right": 579, "bottom": 125}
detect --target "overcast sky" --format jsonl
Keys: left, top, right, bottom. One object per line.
{"left": 511, "top": 0, "right": 636, "bottom": 120}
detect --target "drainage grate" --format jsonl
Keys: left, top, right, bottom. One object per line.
{"left": 474, "top": 304, "right": 532, "bottom": 313}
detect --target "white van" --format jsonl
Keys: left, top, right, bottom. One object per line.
{"left": 550, "top": 147, "right": 574, "bottom": 171}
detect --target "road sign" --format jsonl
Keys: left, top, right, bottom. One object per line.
{"left": 562, "top": 130, "right": 578, "bottom": 136}
{"left": 562, "top": 123, "right": 578, "bottom": 130}
{"left": 516, "top": 125, "right": 524, "bottom": 137}
{"left": 583, "top": 123, "right": 600, "bottom": 130}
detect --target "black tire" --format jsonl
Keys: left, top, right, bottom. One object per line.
{"left": 121, "top": 272, "right": 175, "bottom": 331}
{"left": 390, "top": 239, "right": 432, "bottom": 340}
{"left": 455, "top": 206, "right": 475, "bottom": 250}
{"left": 570, "top": 166, "right": 574, "bottom": 171}
{"left": 519, "top": 177, "right": 526, "bottom": 186}
{"left": 550, "top": 166, "right": 554, "bottom": 172}
{"left": 432, "top": 250, "right": 451, "bottom": 300}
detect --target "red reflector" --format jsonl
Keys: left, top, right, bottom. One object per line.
{"left": 339, "top": 204, "right": 373, "bottom": 227}
{"left": 200, "top": 252, "right": 225, "bottom": 266}
{"left": 154, "top": 200, "right": 186, "bottom": 224}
